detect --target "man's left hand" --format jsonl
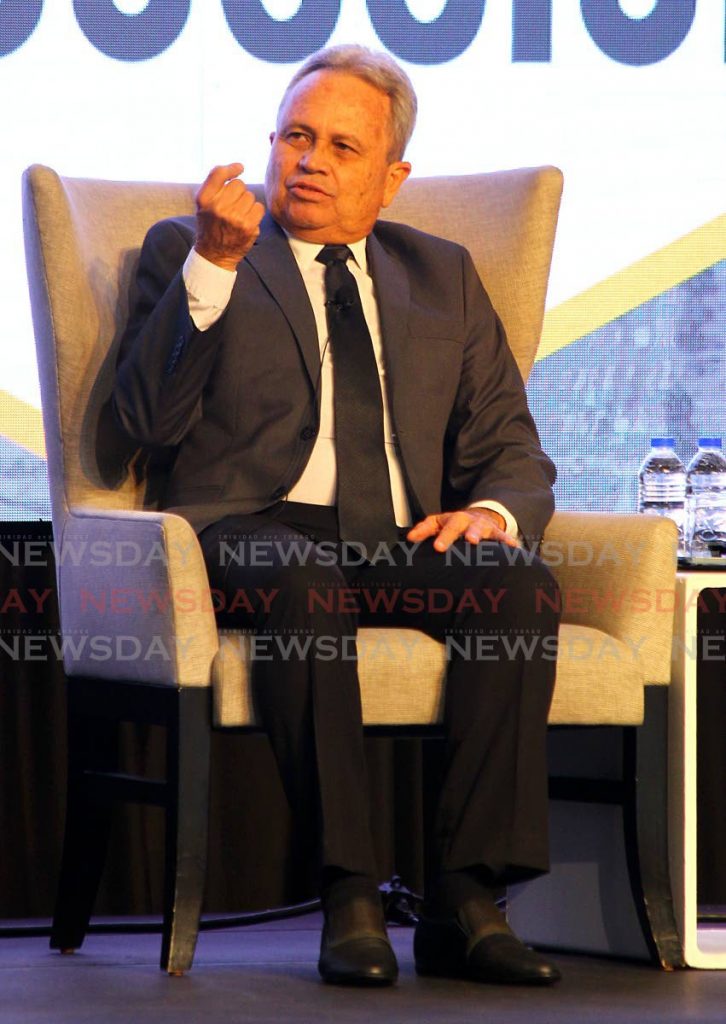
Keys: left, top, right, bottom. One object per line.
{"left": 407, "top": 509, "right": 519, "bottom": 552}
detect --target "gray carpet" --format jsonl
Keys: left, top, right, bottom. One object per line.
{"left": 1, "top": 913, "right": 725, "bottom": 1024}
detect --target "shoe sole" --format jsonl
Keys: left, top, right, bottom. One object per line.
{"left": 415, "top": 959, "right": 560, "bottom": 986}
{"left": 319, "top": 969, "right": 398, "bottom": 987}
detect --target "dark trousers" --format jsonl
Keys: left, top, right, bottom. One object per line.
{"left": 199, "top": 502, "right": 560, "bottom": 888}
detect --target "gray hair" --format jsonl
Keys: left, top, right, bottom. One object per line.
{"left": 280, "top": 44, "right": 417, "bottom": 161}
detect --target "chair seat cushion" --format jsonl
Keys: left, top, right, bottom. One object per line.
{"left": 211, "top": 624, "right": 644, "bottom": 729}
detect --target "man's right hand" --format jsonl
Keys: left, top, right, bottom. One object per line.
{"left": 194, "top": 163, "right": 265, "bottom": 271}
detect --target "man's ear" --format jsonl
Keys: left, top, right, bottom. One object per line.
{"left": 381, "top": 161, "right": 411, "bottom": 208}
{"left": 269, "top": 131, "right": 276, "bottom": 146}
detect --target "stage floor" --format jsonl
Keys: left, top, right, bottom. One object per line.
{"left": 1, "top": 912, "right": 725, "bottom": 1023}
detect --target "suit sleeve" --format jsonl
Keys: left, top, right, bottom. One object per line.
{"left": 112, "top": 219, "right": 228, "bottom": 447}
{"left": 444, "top": 249, "right": 556, "bottom": 548}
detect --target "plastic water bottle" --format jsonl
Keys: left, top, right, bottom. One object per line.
{"left": 686, "top": 438, "right": 726, "bottom": 559}
{"left": 638, "top": 438, "right": 686, "bottom": 556}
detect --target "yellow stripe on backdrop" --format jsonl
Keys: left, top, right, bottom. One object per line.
{"left": 0, "top": 389, "right": 46, "bottom": 458}
{"left": 1, "top": 210, "right": 725, "bottom": 458}
{"left": 539, "top": 211, "right": 726, "bottom": 361}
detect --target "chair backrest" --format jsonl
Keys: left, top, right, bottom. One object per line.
{"left": 22, "top": 164, "right": 562, "bottom": 533}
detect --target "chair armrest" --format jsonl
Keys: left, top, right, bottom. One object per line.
{"left": 543, "top": 511, "right": 677, "bottom": 684}
{"left": 55, "top": 507, "right": 219, "bottom": 686}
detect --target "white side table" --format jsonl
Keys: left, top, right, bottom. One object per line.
{"left": 670, "top": 569, "right": 726, "bottom": 967}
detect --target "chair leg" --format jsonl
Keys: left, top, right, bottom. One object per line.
{"left": 160, "top": 686, "right": 211, "bottom": 975}
{"left": 623, "top": 688, "right": 685, "bottom": 969}
{"left": 50, "top": 699, "right": 119, "bottom": 953}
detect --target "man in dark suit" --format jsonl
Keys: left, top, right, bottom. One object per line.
{"left": 113, "top": 44, "right": 561, "bottom": 987}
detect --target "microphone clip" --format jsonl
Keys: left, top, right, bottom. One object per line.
{"left": 325, "top": 288, "right": 356, "bottom": 313}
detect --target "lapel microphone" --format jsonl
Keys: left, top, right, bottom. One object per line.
{"left": 325, "top": 285, "right": 357, "bottom": 313}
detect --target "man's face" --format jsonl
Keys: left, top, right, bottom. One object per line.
{"left": 265, "top": 70, "right": 411, "bottom": 243}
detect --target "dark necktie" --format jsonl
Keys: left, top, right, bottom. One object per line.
{"left": 315, "top": 244, "right": 398, "bottom": 554}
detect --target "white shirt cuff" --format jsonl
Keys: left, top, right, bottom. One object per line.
{"left": 468, "top": 501, "right": 519, "bottom": 539}
{"left": 183, "top": 248, "right": 237, "bottom": 331}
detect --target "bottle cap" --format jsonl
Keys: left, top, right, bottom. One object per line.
{"left": 697, "top": 437, "right": 722, "bottom": 448}
{"left": 650, "top": 437, "right": 675, "bottom": 447}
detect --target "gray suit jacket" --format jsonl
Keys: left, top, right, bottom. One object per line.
{"left": 112, "top": 213, "right": 556, "bottom": 545}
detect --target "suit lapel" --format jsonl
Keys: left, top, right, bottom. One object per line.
{"left": 368, "top": 230, "right": 432, "bottom": 516}
{"left": 245, "top": 214, "right": 321, "bottom": 387}
{"left": 245, "top": 219, "right": 416, "bottom": 410}
{"left": 367, "top": 230, "right": 412, "bottom": 430}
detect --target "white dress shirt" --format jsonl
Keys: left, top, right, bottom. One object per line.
{"left": 182, "top": 242, "right": 517, "bottom": 536}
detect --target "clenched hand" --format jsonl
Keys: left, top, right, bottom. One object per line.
{"left": 194, "top": 162, "right": 265, "bottom": 271}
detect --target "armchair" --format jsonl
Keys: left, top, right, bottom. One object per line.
{"left": 22, "top": 163, "right": 680, "bottom": 973}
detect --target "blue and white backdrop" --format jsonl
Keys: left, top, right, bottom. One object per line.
{"left": 1, "top": 0, "right": 724, "bottom": 518}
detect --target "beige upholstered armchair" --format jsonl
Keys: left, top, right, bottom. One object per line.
{"left": 22, "top": 164, "right": 680, "bottom": 974}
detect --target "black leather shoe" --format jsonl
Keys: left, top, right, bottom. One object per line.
{"left": 414, "top": 901, "right": 561, "bottom": 986}
{"left": 318, "top": 895, "right": 399, "bottom": 986}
